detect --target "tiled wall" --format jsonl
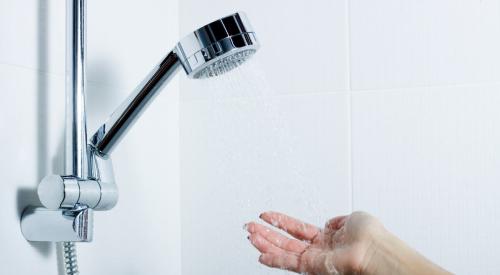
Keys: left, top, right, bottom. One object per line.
{"left": 2, "top": 0, "right": 500, "bottom": 274}
{"left": 180, "top": 0, "right": 500, "bottom": 275}
{"left": 179, "top": 1, "right": 351, "bottom": 274}
{"left": 349, "top": 1, "right": 500, "bottom": 273}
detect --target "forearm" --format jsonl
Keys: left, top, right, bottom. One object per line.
{"left": 362, "top": 231, "right": 453, "bottom": 275}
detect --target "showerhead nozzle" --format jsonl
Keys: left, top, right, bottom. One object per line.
{"left": 175, "top": 12, "right": 259, "bottom": 79}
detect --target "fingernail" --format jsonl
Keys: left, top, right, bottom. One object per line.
{"left": 259, "top": 254, "right": 269, "bottom": 263}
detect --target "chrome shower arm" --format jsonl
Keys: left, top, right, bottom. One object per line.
{"left": 90, "top": 51, "right": 181, "bottom": 157}
{"left": 90, "top": 12, "right": 259, "bottom": 157}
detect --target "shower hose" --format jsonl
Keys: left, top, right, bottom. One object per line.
{"left": 63, "top": 241, "right": 79, "bottom": 275}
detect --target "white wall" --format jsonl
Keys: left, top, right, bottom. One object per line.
{"left": 2, "top": 0, "right": 500, "bottom": 275}
{"left": 179, "top": 1, "right": 351, "bottom": 274}
{"left": 179, "top": 0, "right": 500, "bottom": 275}
{"left": 349, "top": 1, "right": 500, "bottom": 273}
{"left": 0, "top": 0, "right": 181, "bottom": 274}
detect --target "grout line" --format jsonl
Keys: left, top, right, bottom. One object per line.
{"left": 0, "top": 62, "right": 142, "bottom": 88}
{"left": 178, "top": 80, "right": 500, "bottom": 104}
{"left": 4, "top": 62, "right": 500, "bottom": 94}
{"left": 0, "top": 62, "right": 64, "bottom": 77}
{"left": 0, "top": 62, "right": 116, "bottom": 87}
{"left": 178, "top": 89, "right": 351, "bottom": 103}
{"left": 346, "top": 0, "right": 354, "bottom": 214}
{"left": 177, "top": 2, "right": 184, "bottom": 273}
{"left": 351, "top": 80, "right": 500, "bottom": 93}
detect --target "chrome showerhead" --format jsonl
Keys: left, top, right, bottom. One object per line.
{"left": 90, "top": 12, "right": 259, "bottom": 157}
{"left": 175, "top": 12, "right": 259, "bottom": 79}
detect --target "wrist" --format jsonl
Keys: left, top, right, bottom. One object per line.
{"left": 357, "top": 226, "right": 393, "bottom": 275}
{"left": 360, "top": 229, "right": 452, "bottom": 275}
{"left": 361, "top": 228, "right": 402, "bottom": 275}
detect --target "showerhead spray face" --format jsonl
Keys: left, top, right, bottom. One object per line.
{"left": 175, "top": 12, "right": 259, "bottom": 79}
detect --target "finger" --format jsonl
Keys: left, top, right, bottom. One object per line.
{"left": 260, "top": 211, "right": 320, "bottom": 241}
{"left": 259, "top": 252, "right": 302, "bottom": 273}
{"left": 246, "top": 222, "right": 308, "bottom": 253}
{"left": 325, "top": 215, "right": 348, "bottom": 231}
{"left": 248, "top": 233, "right": 284, "bottom": 255}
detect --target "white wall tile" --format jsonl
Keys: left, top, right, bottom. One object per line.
{"left": 350, "top": 0, "right": 500, "bottom": 90}
{"left": 180, "top": 0, "right": 349, "bottom": 94}
{"left": 0, "top": 0, "right": 65, "bottom": 75}
{"left": 78, "top": 78, "right": 181, "bottom": 275}
{"left": 351, "top": 84, "right": 500, "bottom": 274}
{"left": 79, "top": 0, "right": 183, "bottom": 272}
{"left": 0, "top": 64, "right": 61, "bottom": 275}
{"left": 87, "top": 0, "right": 179, "bottom": 89}
{"left": 180, "top": 92, "right": 351, "bottom": 274}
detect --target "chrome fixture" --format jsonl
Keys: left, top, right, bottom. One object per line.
{"left": 20, "top": 0, "right": 259, "bottom": 256}
{"left": 92, "top": 13, "right": 259, "bottom": 156}
{"left": 21, "top": 0, "right": 96, "bottom": 245}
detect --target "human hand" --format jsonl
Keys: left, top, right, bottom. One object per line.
{"left": 245, "top": 211, "right": 385, "bottom": 275}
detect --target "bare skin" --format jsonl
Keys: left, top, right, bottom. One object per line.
{"left": 246, "top": 211, "right": 453, "bottom": 275}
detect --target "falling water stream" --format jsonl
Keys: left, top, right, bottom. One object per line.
{"left": 181, "top": 59, "right": 330, "bottom": 274}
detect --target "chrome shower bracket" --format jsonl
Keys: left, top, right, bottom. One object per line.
{"left": 21, "top": 205, "right": 94, "bottom": 242}
{"left": 37, "top": 151, "right": 118, "bottom": 211}
{"left": 20, "top": 148, "right": 118, "bottom": 242}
